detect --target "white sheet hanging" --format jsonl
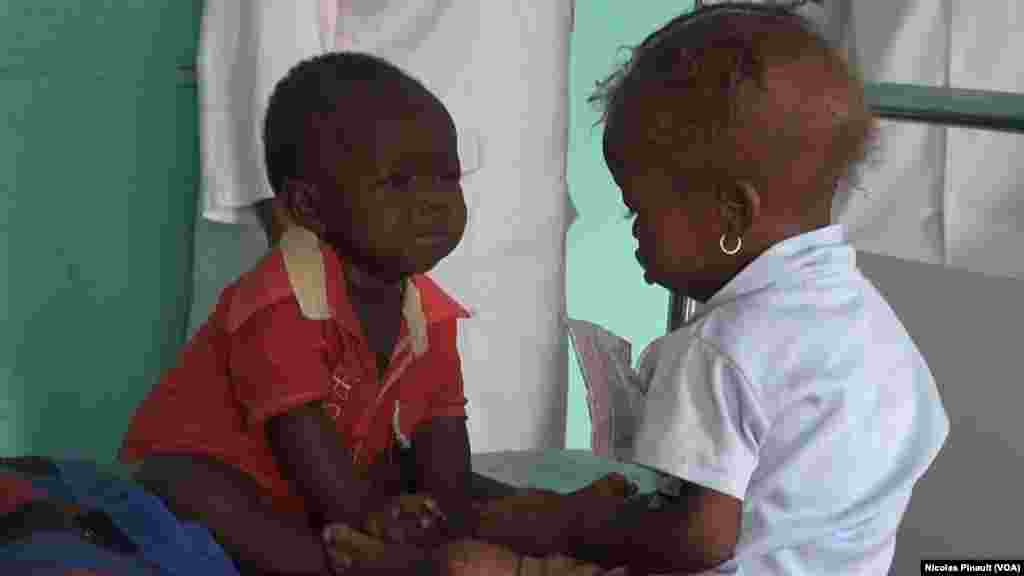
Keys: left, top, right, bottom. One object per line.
{"left": 706, "top": 2, "right": 1024, "bottom": 280}
{"left": 327, "top": 1, "right": 575, "bottom": 451}
{"left": 192, "top": 1, "right": 577, "bottom": 452}
{"left": 197, "top": 2, "right": 329, "bottom": 225}
{"left": 828, "top": 0, "right": 950, "bottom": 267}
{"left": 943, "top": 4, "right": 1024, "bottom": 279}
{"left": 826, "top": 1, "right": 1024, "bottom": 280}
{"left": 701, "top": 1, "right": 949, "bottom": 267}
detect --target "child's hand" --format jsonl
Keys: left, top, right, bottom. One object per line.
{"left": 569, "top": 473, "right": 639, "bottom": 501}
{"left": 325, "top": 525, "right": 529, "bottom": 576}
{"left": 446, "top": 539, "right": 522, "bottom": 576}
{"left": 362, "top": 493, "right": 447, "bottom": 547}
{"left": 472, "top": 491, "right": 578, "bottom": 557}
{"left": 323, "top": 523, "right": 435, "bottom": 574}
{"left": 471, "top": 474, "right": 637, "bottom": 557}
{"left": 323, "top": 523, "right": 383, "bottom": 572}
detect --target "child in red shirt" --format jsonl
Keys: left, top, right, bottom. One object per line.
{"left": 123, "top": 52, "right": 632, "bottom": 575}
{"left": 121, "top": 52, "right": 483, "bottom": 575}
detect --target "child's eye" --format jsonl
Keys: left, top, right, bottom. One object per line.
{"left": 380, "top": 174, "right": 414, "bottom": 189}
{"left": 379, "top": 172, "right": 462, "bottom": 188}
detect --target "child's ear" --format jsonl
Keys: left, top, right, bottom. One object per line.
{"left": 284, "top": 178, "right": 326, "bottom": 236}
{"left": 719, "top": 180, "right": 760, "bottom": 236}
{"left": 737, "top": 180, "right": 761, "bottom": 228}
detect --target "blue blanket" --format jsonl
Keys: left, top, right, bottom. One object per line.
{"left": 0, "top": 459, "right": 239, "bottom": 576}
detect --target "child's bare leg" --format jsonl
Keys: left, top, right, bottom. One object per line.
{"left": 362, "top": 493, "right": 446, "bottom": 546}
{"left": 135, "top": 454, "right": 331, "bottom": 576}
{"left": 326, "top": 525, "right": 609, "bottom": 576}
{"left": 471, "top": 474, "right": 639, "bottom": 559}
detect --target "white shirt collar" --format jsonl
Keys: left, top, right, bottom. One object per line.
{"left": 704, "top": 224, "right": 855, "bottom": 310}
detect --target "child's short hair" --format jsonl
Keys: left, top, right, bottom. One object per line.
{"left": 262, "top": 52, "right": 428, "bottom": 199}
{"left": 588, "top": 3, "right": 879, "bottom": 198}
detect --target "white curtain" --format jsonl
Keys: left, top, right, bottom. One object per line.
{"left": 191, "top": 1, "right": 576, "bottom": 453}
{"left": 831, "top": 1, "right": 1023, "bottom": 280}
{"left": 703, "top": 1, "right": 1024, "bottom": 280}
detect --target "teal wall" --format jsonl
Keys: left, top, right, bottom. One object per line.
{"left": 1, "top": 2, "right": 201, "bottom": 463}
{"left": 565, "top": 1, "right": 695, "bottom": 449}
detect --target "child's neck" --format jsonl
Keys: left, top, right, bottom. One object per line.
{"left": 343, "top": 261, "right": 405, "bottom": 305}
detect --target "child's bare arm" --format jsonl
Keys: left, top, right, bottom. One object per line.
{"left": 267, "top": 402, "right": 383, "bottom": 529}
{"left": 326, "top": 525, "right": 609, "bottom": 576}
{"left": 472, "top": 474, "right": 637, "bottom": 558}
{"left": 268, "top": 402, "right": 444, "bottom": 546}
{"left": 568, "top": 479, "right": 741, "bottom": 573}
{"left": 411, "top": 416, "right": 477, "bottom": 540}
{"left": 324, "top": 523, "right": 448, "bottom": 575}
{"left": 135, "top": 453, "right": 337, "bottom": 575}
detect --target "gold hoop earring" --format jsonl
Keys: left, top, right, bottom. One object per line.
{"left": 720, "top": 234, "right": 742, "bottom": 255}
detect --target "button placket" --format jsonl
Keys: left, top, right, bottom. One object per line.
{"left": 324, "top": 369, "right": 358, "bottom": 422}
{"left": 331, "top": 371, "right": 353, "bottom": 401}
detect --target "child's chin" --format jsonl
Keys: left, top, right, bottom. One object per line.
{"left": 406, "top": 258, "right": 441, "bottom": 276}
{"left": 407, "top": 248, "right": 458, "bottom": 275}
{"left": 642, "top": 268, "right": 658, "bottom": 285}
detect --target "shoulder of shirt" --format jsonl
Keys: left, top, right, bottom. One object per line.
{"left": 409, "top": 274, "right": 472, "bottom": 325}
{"left": 219, "top": 248, "right": 296, "bottom": 334}
{"left": 693, "top": 280, "right": 857, "bottom": 358}
{"left": 675, "top": 299, "right": 780, "bottom": 396}
{"left": 662, "top": 323, "right": 748, "bottom": 381}
{"left": 222, "top": 227, "right": 332, "bottom": 334}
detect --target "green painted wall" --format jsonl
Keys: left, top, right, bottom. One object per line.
{"left": 565, "top": 1, "right": 696, "bottom": 449}
{"left": 1, "top": 2, "right": 202, "bottom": 463}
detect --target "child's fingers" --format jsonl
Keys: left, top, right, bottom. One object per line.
{"left": 589, "top": 473, "right": 637, "bottom": 499}
{"left": 364, "top": 494, "right": 451, "bottom": 544}
{"left": 323, "top": 524, "right": 345, "bottom": 544}
{"left": 395, "top": 494, "right": 446, "bottom": 534}
{"left": 323, "top": 522, "right": 392, "bottom": 566}
{"left": 398, "top": 494, "right": 446, "bottom": 520}
{"left": 326, "top": 547, "right": 353, "bottom": 573}
{"left": 621, "top": 478, "right": 640, "bottom": 498}
{"left": 422, "top": 495, "right": 447, "bottom": 520}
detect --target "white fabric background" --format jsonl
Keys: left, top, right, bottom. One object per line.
{"left": 191, "top": 1, "right": 576, "bottom": 452}
{"left": 704, "top": 1, "right": 1024, "bottom": 280}
{"left": 830, "top": 0, "right": 1022, "bottom": 279}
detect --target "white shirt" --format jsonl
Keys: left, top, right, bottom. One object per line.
{"left": 632, "top": 224, "right": 950, "bottom": 575}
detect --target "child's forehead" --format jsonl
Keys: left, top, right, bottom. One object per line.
{"left": 315, "top": 94, "right": 457, "bottom": 169}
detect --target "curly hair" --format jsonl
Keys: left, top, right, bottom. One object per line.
{"left": 589, "top": 2, "right": 879, "bottom": 202}
{"left": 262, "top": 52, "right": 430, "bottom": 199}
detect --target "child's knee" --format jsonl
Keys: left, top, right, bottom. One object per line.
{"left": 135, "top": 455, "right": 259, "bottom": 522}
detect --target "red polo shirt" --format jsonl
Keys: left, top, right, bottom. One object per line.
{"left": 120, "top": 240, "right": 470, "bottom": 517}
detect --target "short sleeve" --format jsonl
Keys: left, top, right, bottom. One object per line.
{"left": 632, "top": 335, "right": 768, "bottom": 501}
{"left": 424, "top": 319, "right": 469, "bottom": 419}
{"left": 229, "top": 297, "right": 332, "bottom": 432}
